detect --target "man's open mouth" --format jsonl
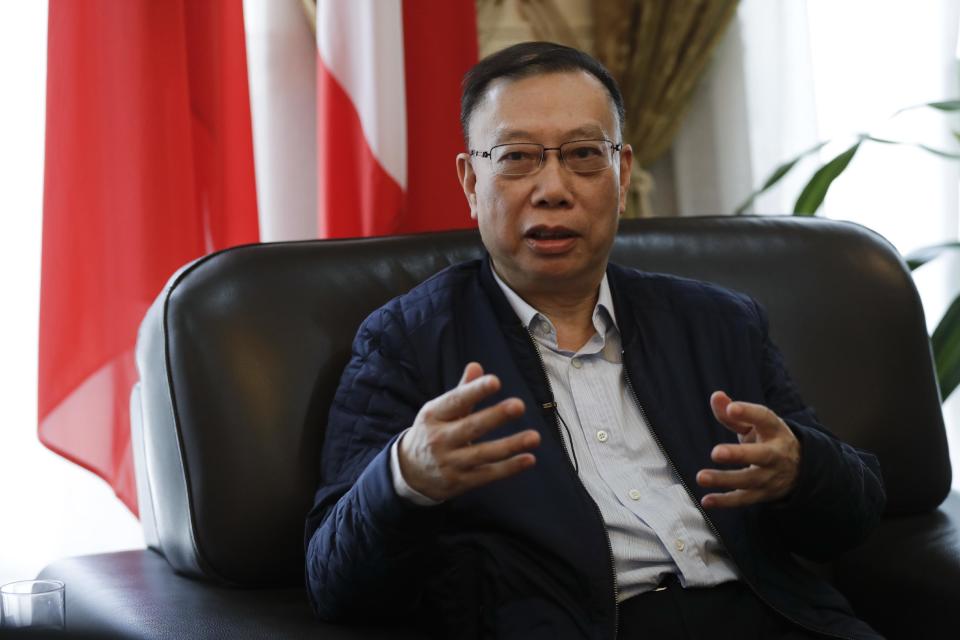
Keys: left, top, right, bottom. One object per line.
{"left": 524, "top": 226, "right": 578, "bottom": 240}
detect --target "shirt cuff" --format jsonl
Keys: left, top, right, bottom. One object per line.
{"left": 390, "top": 429, "right": 442, "bottom": 507}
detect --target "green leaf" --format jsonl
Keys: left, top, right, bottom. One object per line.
{"left": 954, "top": 131, "right": 960, "bottom": 145}
{"left": 926, "top": 100, "right": 960, "bottom": 112}
{"left": 792, "top": 142, "right": 861, "bottom": 216}
{"left": 896, "top": 99, "right": 960, "bottom": 115}
{"left": 931, "top": 293, "right": 960, "bottom": 401}
{"left": 734, "top": 140, "right": 828, "bottom": 215}
{"left": 916, "top": 142, "right": 960, "bottom": 160}
{"left": 864, "top": 135, "right": 960, "bottom": 160}
{"left": 905, "top": 242, "right": 960, "bottom": 270}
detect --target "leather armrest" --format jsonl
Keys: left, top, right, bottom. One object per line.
{"left": 38, "top": 550, "right": 425, "bottom": 640}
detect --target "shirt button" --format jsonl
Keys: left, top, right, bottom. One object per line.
{"left": 571, "top": 358, "right": 582, "bottom": 369}
{"left": 596, "top": 430, "right": 608, "bottom": 443}
{"left": 675, "top": 539, "right": 685, "bottom": 552}
{"left": 628, "top": 489, "right": 641, "bottom": 501}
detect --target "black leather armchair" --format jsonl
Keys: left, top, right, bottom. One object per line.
{"left": 41, "top": 217, "right": 960, "bottom": 639}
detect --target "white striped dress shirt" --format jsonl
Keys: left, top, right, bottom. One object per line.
{"left": 490, "top": 271, "right": 739, "bottom": 601}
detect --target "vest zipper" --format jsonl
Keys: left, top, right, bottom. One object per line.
{"left": 621, "top": 361, "right": 850, "bottom": 640}
{"left": 525, "top": 327, "right": 620, "bottom": 640}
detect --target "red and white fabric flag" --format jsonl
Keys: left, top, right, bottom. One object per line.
{"left": 316, "top": 0, "right": 478, "bottom": 238}
{"left": 39, "top": 0, "right": 260, "bottom": 513}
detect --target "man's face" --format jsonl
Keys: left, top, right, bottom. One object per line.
{"left": 457, "top": 70, "right": 633, "bottom": 295}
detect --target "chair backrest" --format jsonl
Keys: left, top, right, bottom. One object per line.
{"left": 131, "top": 216, "right": 951, "bottom": 587}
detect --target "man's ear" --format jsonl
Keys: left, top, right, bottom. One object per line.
{"left": 456, "top": 153, "right": 479, "bottom": 220}
{"left": 618, "top": 144, "right": 633, "bottom": 215}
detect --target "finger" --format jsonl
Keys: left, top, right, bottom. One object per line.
{"left": 710, "top": 442, "right": 776, "bottom": 467}
{"left": 710, "top": 391, "right": 753, "bottom": 436}
{"left": 459, "top": 361, "right": 484, "bottom": 386}
{"left": 427, "top": 373, "right": 502, "bottom": 421}
{"left": 696, "top": 466, "right": 770, "bottom": 491}
{"left": 710, "top": 390, "right": 731, "bottom": 422}
{"left": 460, "top": 452, "right": 538, "bottom": 490}
{"left": 447, "top": 397, "right": 526, "bottom": 446}
{"left": 723, "top": 400, "right": 786, "bottom": 439}
{"left": 447, "top": 429, "right": 540, "bottom": 470}
{"left": 701, "top": 489, "right": 764, "bottom": 509}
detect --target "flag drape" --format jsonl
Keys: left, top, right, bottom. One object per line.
{"left": 41, "top": 0, "right": 478, "bottom": 513}
{"left": 316, "top": 0, "right": 478, "bottom": 238}
{"left": 40, "top": 0, "right": 260, "bottom": 512}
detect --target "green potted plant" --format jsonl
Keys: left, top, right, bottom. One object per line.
{"left": 736, "top": 100, "right": 960, "bottom": 400}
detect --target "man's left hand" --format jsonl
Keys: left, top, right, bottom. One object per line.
{"left": 696, "top": 391, "right": 801, "bottom": 509}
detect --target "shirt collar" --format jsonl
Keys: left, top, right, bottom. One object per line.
{"left": 490, "top": 267, "right": 619, "bottom": 337}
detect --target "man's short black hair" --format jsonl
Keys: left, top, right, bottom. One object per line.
{"left": 460, "top": 41, "right": 625, "bottom": 145}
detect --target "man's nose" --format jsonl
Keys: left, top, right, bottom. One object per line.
{"left": 531, "top": 149, "right": 573, "bottom": 208}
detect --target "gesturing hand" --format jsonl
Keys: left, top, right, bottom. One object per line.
{"left": 398, "top": 362, "right": 541, "bottom": 502}
{"left": 696, "top": 391, "right": 801, "bottom": 509}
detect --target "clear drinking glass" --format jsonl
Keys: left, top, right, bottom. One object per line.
{"left": 0, "top": 579, "right": 65, "bottom": 631}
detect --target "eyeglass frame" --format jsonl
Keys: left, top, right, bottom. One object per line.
{"left": 467, "top": 138, "right": 624, "bottom": 176}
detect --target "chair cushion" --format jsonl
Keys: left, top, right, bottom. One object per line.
{"left": 832, "top": 491, "right": 960, "bottom": 638}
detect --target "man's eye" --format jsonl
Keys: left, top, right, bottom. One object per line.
{"left": 501, "top": 151, "right": 533, "bottom": 162}
{"left": 567, "top": 144, "right": 603, "bottom": 159}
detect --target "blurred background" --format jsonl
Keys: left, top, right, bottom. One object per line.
{"left": 2, "top": 0, "right": 959, "bottom": 586}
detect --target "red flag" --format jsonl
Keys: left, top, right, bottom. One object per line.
{"left": 316, "top": 0, "right": 478, "bottom": 238}
{"left": 40, "top": 0, "right": 260, "bottom": 513}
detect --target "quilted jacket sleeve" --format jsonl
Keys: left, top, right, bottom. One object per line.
{"left": 304, "top": 303, "right": 444, "bottom": 622}
{"left": 753, "top": 299, "right": 887, "bottom": 560}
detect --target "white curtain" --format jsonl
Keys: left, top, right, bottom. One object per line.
{"left": 0, "top": 0, "right": 145, "bottom": 586}
{"left": 672, "top": 0, "right": 819, "bottom": 216}
{"left": 807, "top": 0, "right": 960, "bottom": 254}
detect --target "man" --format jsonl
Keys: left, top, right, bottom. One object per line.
{"left": 305, "top": 42, "right": 885, "bottom": 640}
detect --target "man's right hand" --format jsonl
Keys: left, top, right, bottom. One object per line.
{"left": 398, "top": 362, "right": 540, "bottom": 502}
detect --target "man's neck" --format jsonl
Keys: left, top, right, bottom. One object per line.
{"left": 528, "top": 290, "right": 599, "bottom": 352}
{"left": 496, "top": 265, "right": 604, "bottom": 352}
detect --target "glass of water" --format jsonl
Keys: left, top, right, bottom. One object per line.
{"left": 0, "top": 579, "right": 65, "bottom": 631}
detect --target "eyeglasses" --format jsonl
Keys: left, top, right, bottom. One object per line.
{"left": 468, "top": 139, "right": 623, "bottom": 176}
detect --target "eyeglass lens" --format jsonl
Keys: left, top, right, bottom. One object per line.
{"left": 491, "top": 140, "right": 613, "bottom": 175}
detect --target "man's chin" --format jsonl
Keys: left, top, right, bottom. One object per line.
{"left": 512, "top": 258, "right": 604, "bottom": 292}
